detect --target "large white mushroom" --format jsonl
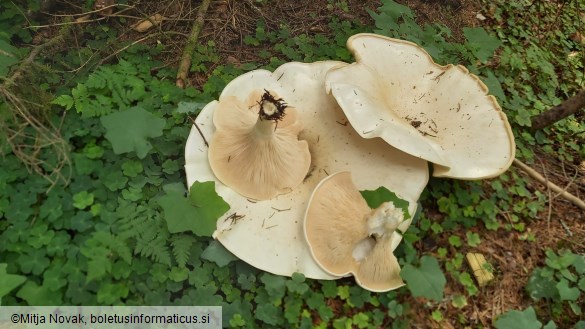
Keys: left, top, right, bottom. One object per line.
{"left": 304, "top": 171, "right": 416, "bottom": 292}
{"left": 184, "top": 61, "right": 429, "bottom": 279}
{"left": 325, "top": 33, "right": 515, "bottom": 180}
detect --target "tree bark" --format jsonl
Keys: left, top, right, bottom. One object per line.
{"left": 531, "top": 89, "right": 585, "bottom": 130}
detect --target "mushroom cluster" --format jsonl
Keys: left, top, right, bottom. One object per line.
{"left": 185, "top": 61, "right": 428, "bottom": 280}
{"left": 184, "top": 34, "right": 515, "bottom": 292}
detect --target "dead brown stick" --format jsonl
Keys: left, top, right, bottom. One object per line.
{"left": 530, "top": 89, "right": 585, "bottom": 131}
{"left": 176, "top": 0, "right": 212, "bottom": 88}
{"left": 513, "top": 159, "right": 585, "bottom": 211}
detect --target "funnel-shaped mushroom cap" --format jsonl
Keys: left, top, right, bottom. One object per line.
{"left": 185, "top": 61, "right": 429, "bottom": 279}
{"left": 304, "top": 172, "right": 415, "bottom": 292}
{"left": 208, "top": 89, "right": 310, "bottom": 200}
{"left": 325, "top": 33, "right": 515, "bottom": 179}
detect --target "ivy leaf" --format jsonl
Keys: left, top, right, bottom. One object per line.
{"left": 463, "top": 27, "right": 502, "bottom": 62}
{"left": 494, "top": 307, "right": 542, "bottom": 329}
{"left": 0, "top": 263, "right": 26, "bottom": 300}
{"left": 100, "top": 106, "right": 165, "bottom": 159}
{"left": 158, "top": 181, "right": 229, "bottom": 237}
{"left": 401, "top": 255, "right": 446, "bottom": 302}
{"left": 201, "top": 241, "right": 237, "bottom": 267}
{"left": 360, "top": 186, "right": 411, "bottom": 220}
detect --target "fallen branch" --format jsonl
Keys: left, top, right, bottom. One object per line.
{"left": 530, "top": 89, "right": 585, "bottom": 131}
{"left": 176, "top": 0, "right": 212, "bottom": 88}
{"left": 513, "top": 159, "right": 585, "bottom": 211}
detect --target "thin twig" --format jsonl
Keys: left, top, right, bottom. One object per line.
{"left": 188, "top": 116, "right": 208, "bottom": 147}
{"left": 538, "top": 159, "right": 553, "bottom": 229}
{"left": 513, "top": 159, "right": 585, "bottom": 211}
{"left": 176, "top": 0, "right": 212, "bottom": 88}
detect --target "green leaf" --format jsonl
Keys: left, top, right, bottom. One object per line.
{"left": 51, "top": 94, "right": 74, "bottom": 110}
{"left": 16, "top": 281, "right": 63, "bottom": 305}
{"left": 463, "top": 27, "right": 502, "bottom": 62}
{"left": 176, "top": 101, "right": 207, "bottom": 114}
{"left": 543, "top": 320, "right": 557, "bottom": 329}
{"left": 321, "top": 280, "right": 337, "bottom": 298}
{"left": 573, "top": 255, "right": 585, "bottom": 274}
{"left": 18, "top": 250, "right": 50, "bottom": 275}
{"left": 0, "top": 263, "right": 26, "bottom": 300}
{"left": 482, "top": 71, "right": 507, "bottom": 102}
{"left": 360, "top": 186, "right": 411, "bottom": 220}
{"left": 466, "top": 232, "right": 481, "bottom": 247}
{"left": 494, "top": 307, "right": 542, "bottom": 329}
{"left": 368, "top": 0, "right": 413, "bottom": 31}
{"left": 556, "top": 278, "right": 580, "bottom": 301}
{"left": 0, "top": 38, "right": 19, "bottom": 77}
{"left": 515, "top": 108, "right": 532, "bottom": 127}
{"left": 260, "top": 272, "right": 286, "bottom": 299}
{"left": 352, "top": 312, "right": 369, "bottom": 328}
{"left": 448, "top": 235, "right": 462, "bottom": 247}
{"left": 256, "top": 303, "right": 282, "bottom": 325}
{"left": 97, "top": 282, "right": 129, "bottom": 304}
{"left": 451, "top": 294, "right": 467, "bottom": 308}
{"left": 72, "top": 191, "right": 94, "bottom": 209}
{"left": 401, "top": 255, "right": 446, "bottom": 302}
{"left": 43, "top": 264, "right": 67, "bottom": 292}
{"left": 170, "top": 235, "right": 194, "bottom": 268}
{"left": 169, "top": 267, "right": 189, "bottom": 282}
{"left": 122, "top": 160, "right": 143, "bottom": 177}
{"left": 100, "top": 106, "right": 166, "bottom": 158}
{"left": 286, "top": 273, "right": 309, "bottom": 295}
{"left": 158, "top": 181, "right": 230, "bottom": 236}
{"left": 201, "top": 240, "right": 237, "bottom": 267}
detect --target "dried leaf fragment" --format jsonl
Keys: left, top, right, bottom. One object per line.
{"left": 466, "top": 252, "right": 494, "bottom": 286}
{"left": 132, "top": 14, "right": 164, "bottom": 33}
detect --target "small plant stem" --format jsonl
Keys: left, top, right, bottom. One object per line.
{"left": 176, "top": 0, "right": 212, "bottom": 88}
{"left": 513, "top": 159, "right": 585, "bottom": 211}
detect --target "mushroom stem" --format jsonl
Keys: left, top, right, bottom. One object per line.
{"left": 253, "top": 90, "right": 288, "bottom": 137}
{"left": 254, "top": 115, "right": 278, "bottom": 137}
{"left": 366, "top": 202, "right": 404, "bottom": 239}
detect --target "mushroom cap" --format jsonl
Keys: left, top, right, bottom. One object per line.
{"left": 304, "top": 171, "right": 412, "bottom": 292}
{"left": 325, "top": 33, "right": 515, "bottom": 179}
{"left": 184, "top": 61, "right": 429, "bottom": 279}
{"left": 208, "top": 89, "right": 310, "bottom": 200}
